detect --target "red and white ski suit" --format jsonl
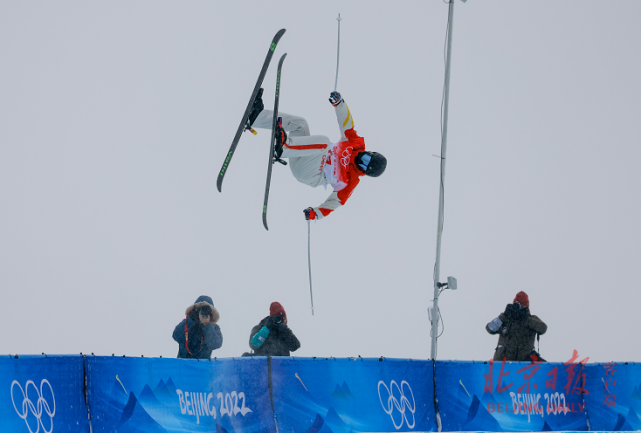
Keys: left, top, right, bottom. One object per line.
{"left": 252, "top": 100, "right": 366, "bottom": 220}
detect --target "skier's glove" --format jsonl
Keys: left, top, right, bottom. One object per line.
{"left": 303, "top": 207, "right": 317, "bottom": 221}
{"left": 329, "top": 91, "right": 343, "bottom": 107}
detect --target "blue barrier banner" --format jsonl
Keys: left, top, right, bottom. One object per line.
{"left": 583, "top": 362, "right": 641, "bottom": 431}
{"left": 0, "top": 355, "right": 89, "bottom": 433}
{"left": 85, "top": 356, "right": 275, "bottom": 433}
{"left": 435, "top": 360, "right": 589, "bottom": 432}
{"left": 270, "top": 357, "right": 436, "bottom": 432}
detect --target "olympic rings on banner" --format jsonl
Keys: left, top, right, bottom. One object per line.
{"left": 11, "top": 379, "right": 56, "bottom": 433}
{"left": 378, "top": 380, "right": 416, "bottom": 430}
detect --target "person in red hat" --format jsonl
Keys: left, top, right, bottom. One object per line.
{"left": 486, "top": 291, "right": 547, "bottom": 362}
{"left": 245, "top": 302, "right": 300, "bottom": 357}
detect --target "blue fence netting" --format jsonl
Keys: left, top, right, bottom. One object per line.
{"left": 85, "top": 355, "right": 274, "bottom": 433}
{"left": 435, "top": 360, "right": 589, "bottom": 432}
{"left": 583, "top": 362, "right": 641, "bottom": 431}
{"left": 0, "top": 355, "right": 89, "bottom": 433}
{"left": 270, "top": 357, "right": 437, "bottom": 432}
{"left": 2, "top": 354, "right": 640, "bottom": 432}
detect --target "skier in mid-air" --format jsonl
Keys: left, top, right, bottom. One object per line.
{"left": 247, "top": 90, "right": 387, "bottom": 220}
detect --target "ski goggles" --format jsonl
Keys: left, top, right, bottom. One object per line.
{"left": 358, "top": 153, "right": 372, "bottom": 172}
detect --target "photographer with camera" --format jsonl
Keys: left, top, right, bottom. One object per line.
{"left": 245, "top": 302, "right": 300, "bottom": 357}
{"left": 486, "top": 291, "right": 547, "bottom": 362}
{"left": 173, "top": 295, "right": 223, "bottom": 359}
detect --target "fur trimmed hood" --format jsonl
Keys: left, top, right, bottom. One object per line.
{"left": 185, "top": 296, "right": 220, "bottom": 326}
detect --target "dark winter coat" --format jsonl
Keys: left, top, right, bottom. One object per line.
{"left": 248, "top": 316, "right": 300, "bottom": 356}
{"left": 486, "top": 307, "right": 547, "bottom": 361}
{"left": 173, "top": 300, "right": 223, "bottom": 359}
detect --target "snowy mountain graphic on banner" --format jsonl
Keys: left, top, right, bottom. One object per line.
{"left": 216, "top": 423, "right": 231, "bottom": 433}
{"left": 153, "top": 379, "right": 176, "bottom": 405}
{"left": 626, "top": 407, "right": 641, "bottom": 430}
{"left": 441, "top": 379, "right": 473, "bottom": 430}
{"left": 109, "top": 378, "right": 129, "bottom": 409}
{"left": 324, "top": 407, "right": 351, "bottom": 433}
{"left": 613, "top": 413, "right": 634, "bottom": 432}
{"left": 330, "top": 382, "right": 354, "bottom": 400}
{"left": 481, "top": 390, "right": 497, "bottom": 405}
{"left": 139, "top": 384, "right": 162, "bottom": 408}
{"left": 137, "top": 383, "right": 184, "bottom": 432}
{"left": 305, "top": 413, "right": 334, "bottom": 433}
{"left": 462, "top": 395, "right": 502, "bottom": 432}
{"left": 101, "top": 378, "right": 129, "bottom": 431}
{"left": 118, "top": 392, "right": 168, "bottom": 433}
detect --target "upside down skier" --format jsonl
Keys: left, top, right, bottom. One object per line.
{"left": 248, "top": 90, "right": 387, "bottom": 220}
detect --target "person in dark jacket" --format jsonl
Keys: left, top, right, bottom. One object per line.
{"left": 486, "top": 291, "right": 547, "bottom": 362}
{"left": 173, "top": 295, "right": 223, "bottom": 359}
{"left": 246, "top": 302, "right": 300, "bottom": 356}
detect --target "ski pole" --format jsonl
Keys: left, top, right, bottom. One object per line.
{"left": 307, "top": 219, "right": 315, "bottom": 315}
{"left": 334, "top": 13, "right": 342, "bottom": 91}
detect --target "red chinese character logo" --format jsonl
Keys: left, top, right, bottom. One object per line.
{"left": 483, "top": 358, "right": 513, "bottom": 394}
{"left": 563, "top": 350, "right": 589, "bottom": 396}
{"left": 516, "top": 361, "right": 542, "bottom": 394}
{"left": 546, "top": 366, "right": 558, "bottom": 391}
{"left": 602, "top": 362, "right": 617, "bottom": 407}
{"left": 483, "top": 360, "right": 494, "bottom": 394}
{"left": 497, "top": 359, "right": 513, "bottom": 393}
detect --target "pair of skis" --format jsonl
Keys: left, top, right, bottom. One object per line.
{"left": 216, "top": 29, "right": 287, "bottom": 231}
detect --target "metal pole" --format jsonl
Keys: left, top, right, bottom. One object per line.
{"left": 308, "top": 220, "right": 315, "bottom": 315}
{"left": 334, "top": 13, "right": 342, "bottom": 91}
{"left": 431, "top": 0, "right": 455, "bottom": 361}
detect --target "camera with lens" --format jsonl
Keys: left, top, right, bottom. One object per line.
{"left": 199, "top": 305, "right": 212, "bottom": 318}
{"left": 189, "top": 304, "right": 212, "bottom": 323}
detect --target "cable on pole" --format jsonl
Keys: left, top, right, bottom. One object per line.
{"left": 430, "top": 0, "right": 456, "bottom": 361}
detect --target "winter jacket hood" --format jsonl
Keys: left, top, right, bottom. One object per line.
{"left": 185, "top": 295, "right": 220, "bottom": 326}
{"left": 172, "top": 295, "right": 223, "bottom": 360}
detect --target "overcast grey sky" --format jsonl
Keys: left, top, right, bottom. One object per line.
{"left": 1, "top": 1, "right": 639, "bottom": 363}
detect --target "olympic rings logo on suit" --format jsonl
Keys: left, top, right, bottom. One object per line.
{"left": 11, "top": 379, "right": 56, "bottom": 433}
{"left": 378, "top": 380, "right": 416, "bottom": 430}
{"left": 340, "top": 147, "right": 353, "bottom": 168}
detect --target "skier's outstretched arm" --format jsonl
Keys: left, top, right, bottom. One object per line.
{"left": 305, "top": 176, "right": 360, "bottom": 220}
{"left": 329, "top": 91, "right": 354, "bottom": 140}
{"left": 310, "top": 192, "right": 341, "bottom": 220}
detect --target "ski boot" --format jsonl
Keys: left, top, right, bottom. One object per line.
{"left": 273, "top": 117, "right": 287, "bottom": 166}
{"left": 245, "top": 88, "right": 264, "bottom": 134}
